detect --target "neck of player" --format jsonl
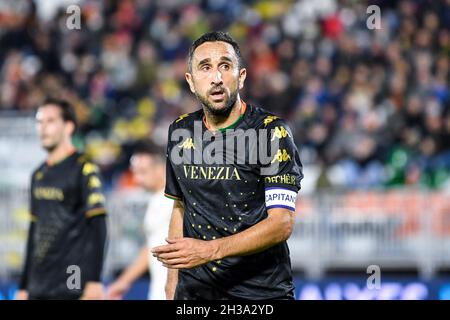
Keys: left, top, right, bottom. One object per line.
{"left": 204, "top": 97, "right": 243, "bottom": 132}
{"left": 47, "top": 139, "right": 75, "bottom": 165}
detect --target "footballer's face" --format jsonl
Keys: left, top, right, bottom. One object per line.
{"left": 130, "top": 153, "right": 164, "bottom": 192}
{"left": 186, "top": 41, "right": 246, "bottom": 117}
{"left": 36, "top": 104, "right": 72, "bottom": 152}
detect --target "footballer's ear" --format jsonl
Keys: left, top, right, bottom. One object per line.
{"left": 185, "top": 73, "right": 196, "bottom": 93}
{"left": 238, "top": 68, "right": 247, "bottom": 90}
{"left": 65, "top": 120, "right": 76, "bottom": 137}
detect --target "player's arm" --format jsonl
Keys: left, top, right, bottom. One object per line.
{"left": 164, "top": 199, "right": 184, "bottom": 299}
{"left": 16, "top": 218, "right": 36, "bottom": 300}
{"left": 81, "top": 214, "right": 107, "bottom": 300}
{"left": 17, "top": 174, "right": 38, "bottom": 300}
{"left": 159, "top": 123, "right": 185, "bottom": 299}
{"left": 214, "top": 207, "right": 293, "bottom": 257}
{"left": 79, "top": 161, "right": 108, "bottom": 300}
{"left": 153, "top": 207, "right": 293, "bottom": 269}
{"left": 107, "top": 246, "right": 149, "bottom": 299}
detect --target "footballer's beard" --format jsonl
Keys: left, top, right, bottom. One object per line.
{"left": 197, "top": 86, "right": 239, "bottom": 118}
{"left": 43, "top": 143, "right": 58, "bottom": 153}
{"left": 41, "top": 137, "right": 61, "bottom": 153}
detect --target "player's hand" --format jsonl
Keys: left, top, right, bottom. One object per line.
{"left": 106, "top": 279, "right": 130, "bottom": 300}
{"left": 15, "top": 290, "right": 29, "bottom": 300}
{"left": 152, "top": 238, "right": 218, "bottom": 269}
{"left": 80, "top": 282, "right": 105, "bottom": 300}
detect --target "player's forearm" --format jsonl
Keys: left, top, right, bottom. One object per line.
{"left": 117, "top": 246, "right": 149, "bottom": 285}
{"left": 211, "top": 208, "right": 294, "bottom": 260}
{"left": 165, "top": 268, "right": 178, "bottom": 299}
{"left": 85, "top": 215, "right": 107, "bottom": 282}
{"left": 168, "top": 200, "right": 184, "bottom": 238}
{"left": 165, "top": 200, "right": 184, "bottom": 299}
{"left": 19, "top": 221, "right": 36, "bottom": 290}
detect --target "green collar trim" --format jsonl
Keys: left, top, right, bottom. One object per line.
{"left": 217, "top": 114, "right": 244, "bottom": 132}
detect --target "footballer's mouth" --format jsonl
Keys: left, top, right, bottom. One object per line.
{"left": 209, "top": 88, "right": 226, "bottom": 101}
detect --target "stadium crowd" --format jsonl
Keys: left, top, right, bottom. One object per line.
{"left": 0, "top": 0, "right": 449, "bottom": 191}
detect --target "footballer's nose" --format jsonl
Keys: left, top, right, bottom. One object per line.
{"left": 211, "top": 70, "right": 223, "bottom": 86}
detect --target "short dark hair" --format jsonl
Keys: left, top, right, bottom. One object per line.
{"left": 40, "top": 98, "right": 78, "bottom": 133}
{"left": 133, "top": 140, "right": 165, "bottom": 163}
{"left": 188, "top": 31, "right": 244, "bottom": 72}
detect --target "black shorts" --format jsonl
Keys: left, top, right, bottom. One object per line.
{"left": 174, "top": 279, "right": 295, "bottom": 300}
{"left": 28, "top": 295, "right": 81, "bottom": 300}
{"left": 28, "top": 292, "right": 82, "bottom": 300}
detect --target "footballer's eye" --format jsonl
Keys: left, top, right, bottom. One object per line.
{"left": 221, "top": 64, "right": 230, "bottom": 71}
{"left": 200, "top": 65, "right": 211, "bottom": 71}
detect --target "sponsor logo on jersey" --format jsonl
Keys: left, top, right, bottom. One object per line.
{"left": 264, "top": 174, "right": 297, "bottom": 185}
{"left": 33, "top": 187, "right": 64, "bottom": 201}
{"left": 183, "top": 165, "right": 241, "bottom": 181}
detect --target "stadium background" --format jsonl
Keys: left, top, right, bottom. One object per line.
{"left": 0, "top": 0, "right": 449, "bottom": 299}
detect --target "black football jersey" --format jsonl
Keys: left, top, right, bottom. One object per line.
{"left": 27, "top": 151, "right": 107, "bottom": 299}
{"left": 164, "top": 102, "right": 303, "bottom": 299}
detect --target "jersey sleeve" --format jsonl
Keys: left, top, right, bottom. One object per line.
{"left": 83, "top": 214, "right": 107, "bottom": 282}
{"left": 164, "top": 123, "right": 183, "bottom": 201}
{"left": 80, "top": 161, "right": 107, "bottom": 218}
{"left": 22, "top": 173, "right": 38, "bottom": 289}
{"left": 260, "top": 119, "right": 303, "bottom": 211}
{"left": 29, "top": 172, "right": 38, "bottom": 222}
{"left": 19, "top": 220, "right": 35, "bottom": 290}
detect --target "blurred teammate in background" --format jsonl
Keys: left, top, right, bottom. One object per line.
{"left": 16, "top": 99, "right": 108, "bottom": 300}
{"left": 107, "top": 141, "right": 173, "bottom": 300}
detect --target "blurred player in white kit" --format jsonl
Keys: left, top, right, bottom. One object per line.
{"left": 107, "top": 141, "right": 173, "bottom": 300}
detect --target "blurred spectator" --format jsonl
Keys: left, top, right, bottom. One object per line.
{"left": 0, "top": 0, "right": 449, "bottom": 191}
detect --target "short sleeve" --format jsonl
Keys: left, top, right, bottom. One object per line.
{"left": 260, "top": 119, "right": 303, "bottom": 211}
{"left": 80, "top": 161, "right": 107, "bottom": 218}
{"left": 164, "top": 124, "right": 183, "bottom": 201}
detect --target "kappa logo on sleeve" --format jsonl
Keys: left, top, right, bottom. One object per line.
{"left": 263, "top": 115, "right": 279, "bottom": 127}
{"left": 88, "top": 193, "right": 106, "bottom": 206}
{"left": 271, "top": 149, "right": 291, "bottom": 163}
{"left": 82, "top": 162, "right": 99, "bottom": 175}
{"left": 88, "top": 176, "right": 102, "bottom": 189}
{"left": 271, "top": 126, "right": 291, "bottom": 141}
{"left": 35, "top": 171, "right": 44, "bottom": 180}
{"left": 176, "top": 113, "right": 189, "bottom": 123}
